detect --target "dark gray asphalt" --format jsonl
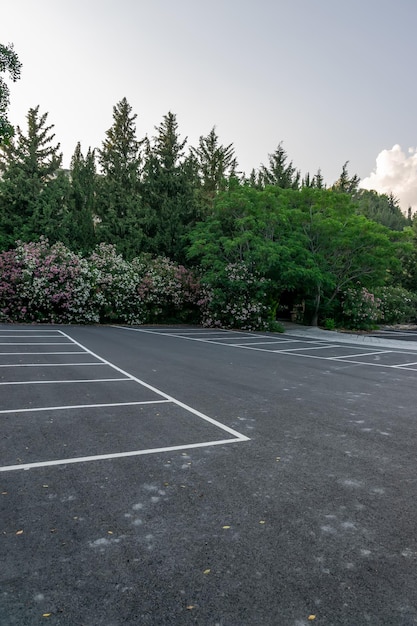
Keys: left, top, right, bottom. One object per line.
{"left": 1, "top": 324, "right": 417, "bottom": 625}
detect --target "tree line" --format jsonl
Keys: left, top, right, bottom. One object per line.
{"left": 1, "top": 96, "right": 416, "bottom": 328}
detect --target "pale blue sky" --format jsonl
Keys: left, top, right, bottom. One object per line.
{"left": 3, "top": 0, "right": 417, "bottom": 208}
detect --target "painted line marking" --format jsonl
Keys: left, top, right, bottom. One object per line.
{"left": 0, "top": 342, "right": 71, "bottom": 345}
{"left": 0, "top": 330, "right": 249, "bottom": 471}
{"left": 116, "top": 327, "right": 417, "bottom": 371}
{"left": 273, "top": 344, "right": 341, "bottom": 352}
{"left": 58, "top": 330, "right": 249, "bottom": 441}
{"left": 393, "top": 361, "right": 417, "bottom": 368}
{"left": 0, "top": 378, "right": 130, "bottom": 386}
{"left": 0, "top": 439, "right": 244, "bottom": 473}
{"left": 0, "top": 362, "right": 104, "bottom": 368}
{"left": 0, "top": 351, "right": 87, "bottom": 356}
{"left": 331, "top": 350, "right": 393, "bottom": 359}
{"left": 0, "top": 400, "right": 171, "bottom": 415}
{"left": 114, "top": 326, "right": 314, "bottom": 347}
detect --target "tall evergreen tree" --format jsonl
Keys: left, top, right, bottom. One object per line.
{"left": 190, "top": 127, "right": 237, "bottom": 211}
{"left": 141, "top": 111, "right": 197, "bottom": 261}
{"left": 96, "top": 97, "right": 144, "bottom": 258}
{"left": 0, "top": 106, "right": 65, "bottom": 247}
{"left": 331, "top": 161, "right": 360, "bottom": 195}
{"left": 260, "top": 143, "right": 300, "bottom": 189}
{"left": 64, "top": 143, "right": 97, "bottom": 253}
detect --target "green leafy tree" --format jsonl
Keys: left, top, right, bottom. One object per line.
{"left": 141, "top": 111, "right": 197, "bottom": 261}
{"left": 294, "top": 187, "right": 398, "bottom": 324}
{"left": 96, "top": 97, "right": 144, "bottom": 259}
{"left": 0, "top": 106, "right": 64, "bottom": 247}
{"left": 188, "top": 185, "right": 398, "bottom": 326}
{"left": 0, "top": 43, "right": 22, "bottom": 144}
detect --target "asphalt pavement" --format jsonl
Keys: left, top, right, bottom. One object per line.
{"left": 1, "top": 323, "right": 417, "bottom": 625}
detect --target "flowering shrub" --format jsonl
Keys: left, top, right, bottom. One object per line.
{"left": 341, "top": 287, "right": 382, "bottom": 330}
{"left": 1, "top": 238, "right": 98, "bottom": 323}
{"left": 374, "top": 286, "right": 417, "bottom": 325}
{"left": 199, "top": 262, "right": 270, "bottom": 330}
{"left": 0, "top": 239, "right": 202, "bottom": 325}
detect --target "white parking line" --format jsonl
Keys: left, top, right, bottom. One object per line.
{"left": 0, "top": 362, "right": 104, "bottom": 368}
{"left": 0, "top": 378, "right": 130, "bottom": 385}
{"left": 274, "top": 344, "right": 340, "bottom": 352}
{"left": 0, "top": 400, "right": 170, "bottom": 415}
{"left": 119, "top": 327, "right": 417, "bottom": 372}
{"left": 0, "top": 439, "right": 242, "bottom": 472}
{"left": 0, "top": 330, "right": 249, "bottom": 472}
{"left": 331, "top": 350, "right": 393, "bottom": 359}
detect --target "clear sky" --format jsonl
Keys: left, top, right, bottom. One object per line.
{"left": 2, "top": 0, "right": 417, "bottom": 210}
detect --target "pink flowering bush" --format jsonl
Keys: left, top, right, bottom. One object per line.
{"left": 0, "top": 238, "right": 97, "bottom": 323}
{"left": 341, "top": 287, "right": 382, "bottom": 330}
{"left": 374, "top": 286, "right": 417, "bottom": 325}
{"left": 0, "top": 239, "right": 202, "bottom": 324}
{"left": 199, "top": 262, "right": 271, "bottom": 330}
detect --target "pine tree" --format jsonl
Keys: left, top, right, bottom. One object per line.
{"left": 190, "top": 127, "right": 237, "bottom": 211}
{"left": 260, "top": 143, "right": 300, "bottom": 189}
{"left": 331, "top": 161, "right": 360, "bottom": 195}
{"left": 64, "top": 143, "right": 97, "bottom": 253}
{"left": 96, "top": 97, "right": 144, "bottom": 258}
{"left": 0, "top": 106, "right": 64, "bottom": 247}
{"left": 141, "top": 111, "right": 197, "bottom": 261}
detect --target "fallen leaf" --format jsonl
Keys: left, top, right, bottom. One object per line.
{"left": 16, "top": 530, "right": 23, "bottom": 535}
{"left": 308, "top": 616, "right": 316, "bottom": 621}
{"left": 42, "top": 485, "right": 49, "bottom": 488}
{"left": 222, "top": 525, "right": 231, "bottom": 529}
{"left": 1, "top": 491, "right": 7, "bottom": 495}
{"left": 259, "top": 520, "right": 266, "bottom": 524}
{"left": 203, "top": 569, "right": 211, "bottom": 574}
{"left": 42, "top": 614, "right": 52, "bottom": 618}
{"left": 186, "top": 605, "right": 195, "bottom": 610}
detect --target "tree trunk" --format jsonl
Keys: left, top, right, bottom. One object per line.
{"left": 311, "top": 284, "right": 321, "bottom": 326}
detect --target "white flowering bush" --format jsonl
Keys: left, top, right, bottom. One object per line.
{"left": 2, "top": 238, "right": 98, "bottom": 323}
{"left": 374, "top": 286, "right": 417, "bottom": 325}
{"left": 199, "top": 262, "right": 271, "bottom": 330}
{"left": 341, "top": 287, "right": 382, "bottom": 330}
{"left": 0, "top": 240, "right": 202, "bottom": 324}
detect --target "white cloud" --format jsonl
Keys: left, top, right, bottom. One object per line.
{"left": 360, "top": 144, "right": 417, "bottom": 213}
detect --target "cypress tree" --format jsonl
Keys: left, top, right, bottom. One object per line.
{"left": 96, "top": 97, "right": 144, "bottom": 259}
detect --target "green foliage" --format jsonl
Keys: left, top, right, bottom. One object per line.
{"left": 65, "top": 143, "right": 97, "bottom": 253}
{"left": 259, "top": 142, "right": 300, "bottom": 189}
{"left": 141, "top": 112, "right": 197, "bottom": 262}
{"left": 356, "top": 189, "right": 408, "bottom": 231}
{"left": 0, "top": 106, "right": 64, "bottom": 247}
{"left": 0, "top": 43, "right": 22, "bottom": 143}
{"left": 190, "top": 127, "right": 237, "bottom": 212}
{"left": 96, "top": 97, "right": 144, "bottom": 259}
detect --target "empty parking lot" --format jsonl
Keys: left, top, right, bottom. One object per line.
{"left": 1, "top": 324, "right": 417, "bottom": 625}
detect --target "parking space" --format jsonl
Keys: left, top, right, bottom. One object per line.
{"left": 116, "top": 325, "right": 417, "bottom": 372}
{"left": 0, "top": 328, "right": 247, "bottom": 473}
